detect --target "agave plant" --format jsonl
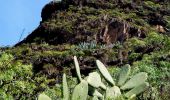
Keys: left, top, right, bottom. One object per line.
{"left": 77, "top": 41, "right": 106, "bottom": 50}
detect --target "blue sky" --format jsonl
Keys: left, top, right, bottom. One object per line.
{"left": 0, "top": 0, "right": 51, "bottom": 46}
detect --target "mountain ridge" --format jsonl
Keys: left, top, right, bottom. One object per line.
{"left": 16, "top": 0, "right": 170, "bottom": 46}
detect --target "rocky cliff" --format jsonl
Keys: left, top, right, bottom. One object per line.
{"left": 16, "top": 0, "right": 170, "bottom": 46}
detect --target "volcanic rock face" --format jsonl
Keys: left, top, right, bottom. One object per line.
{"left": 16, "top": 0, "right": 170, "bottom": 46}
{"left": 102, "top": 19, "right": 129, "bottom": 44}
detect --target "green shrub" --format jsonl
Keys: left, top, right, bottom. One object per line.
{"left": 0, "top": 53, "right": 50, "bottom": 99}
{"left": 144, "top": 1, "right": 161, "bottom": 9}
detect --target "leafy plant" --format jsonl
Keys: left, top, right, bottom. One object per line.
{"left": 0, "top": 53, "right": 52, "bottom": 100}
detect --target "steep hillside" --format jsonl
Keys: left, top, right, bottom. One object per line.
{"left": 16, "top": 0, "right": 170, "bottom": 45}
{"left": 0, "top": 0, "right": 170, "bottom": 99}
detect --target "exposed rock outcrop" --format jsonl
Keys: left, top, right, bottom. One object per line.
{"left": 15, "top": 0, "right": 170, "bottom": 46}
{"left": 102, "top": 19, "right": 129, "bottom": 44}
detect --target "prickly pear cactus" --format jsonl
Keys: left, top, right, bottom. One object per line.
{"left": 88, "top": 86, "right": 104, "bottom": 99}
{"left": 128, "top": 94, "right": 136, "bottom": 100}
{"left": 125, "top": 82, "right": 149, "bottom": 98}
{"left": 38, "top": 93, "right": 51, "bottom": 100}
{"left": 87, "top": 72, "right": 101, "bottom": 88}
{"left": 71, "top": 56, "right": 149, "bottom": 100}
{"left": 93, "top": 90, "right": 103, "bottom": 98}
{"left": 92, "top": 96, "right": 99, "bottom": 100}
{"left": 105, "top": 86, "right": 121, "bottom": 100}
{"left": 120, "top": 72, "right": 148, "bottom": 90}
{"left": 87, "top": 72, "right": 106, "bottom": 89}
{"left": 96, "top": 60, "right": 115, "bottom": 86}
{"left": 37, "top": 57, "right": 149, "bottom": 100}
{"left": 71, "top": 80, "right": 88, "bottom": 100}
{"left": 74, "top": 56, "right": 82, "bottom": 82}
{"left": 95, "top": 59, "right": 149, "bottom": 99}
{"left": 118, "top": 64, "right": 131, "bottom": 86}
{"left": 62, "top": 73, "right": 69, "bottom": 100}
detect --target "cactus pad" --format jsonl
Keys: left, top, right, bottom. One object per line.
{"left": 121, "top": 72, "right": 148, "bottom": 90}
{"left": 125, "top": 82, "right": 149, "bottom": 98}
{"left": 87, "top": 72, "right": 106, "bottom": 89}
{"left": 38, "top": 93, "right": 51, "bottom": 100}
{"left": 71, "top": 80, "right": 88, "bottom": 100}
{"left": 62, "top": 73, "right": 69, "bottom": 100}
{"left": 118, "top": 64, "right": 131, "bottom": 86}
{"left": 106, "top": 86, "right": 121, "bottom": 100}
{"left": 96, "top": 60, "right": 115, "bottom": 86}
{"left": 74, "top": 56, "right": 82, "bottom": 82}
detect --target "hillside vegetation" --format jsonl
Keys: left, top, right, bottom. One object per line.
{"left": 0, "top": 0, "right": 170, "bottom": 99}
